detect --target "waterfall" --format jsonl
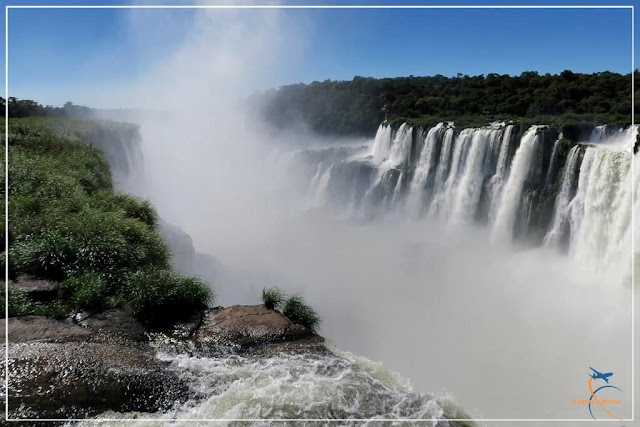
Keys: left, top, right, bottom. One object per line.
{"left": 543, "top": 145, "right": 582, "bottom": 248}
{"left": 570, "top": 146, "right": 633, "bottom": 266}
{"left": 308, "top": 162, "right": 324, "bottom": 195}
{"left": 494, "top": 125, "right": 513, "bottom": 179}
{"left": 362, "top": 124, "right": 413, "bottom": 214}
{"left": 432, "top": 129, "right": 455, "bottom": 187}
{"left": 428, "top": 129, "right": 468, "bottom": 217}
{"left": 383, "top": 123, "right": 413, "bottom": 169}
{"left": 544, "top": 134, "right": 562, "bottom": 188}
{"left": 491, "top": 126, "right": 541, "bottom": 241}
{"left": 537, "top": 125, "right": 637, "bottom": 274}
{"left": 407, "top": 122, "right": 448, "bottom": 215}
{"left": 298, "top": 120, "right": 636, "bottom": 274}
{"left": 314, "top": 164, "right": 333, "bottom": 206}
{"left": 589, "top": 125, "right": 608, "bottom": 142}
{"left": 487, "top": 125, "right": 514, "bottom": 223}
{"left": 390, "top": 171, "right": 404, "bottom": 206}
{"left": 450, "top": 129, "right": 492, "bottom": 222}
{"left": 370, "top": 124, "right": 393, "bottom": 164}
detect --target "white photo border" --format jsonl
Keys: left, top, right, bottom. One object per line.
{"left": 3, "top": 3, "right": 635, "bottom": 423}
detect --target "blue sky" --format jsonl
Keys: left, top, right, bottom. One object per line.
{"left": 1, "top": 0, "right": 637, "bottom": 108}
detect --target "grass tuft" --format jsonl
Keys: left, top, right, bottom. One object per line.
{"left": 282, "top": 294, "right": 320, "bottom": 333}
{"left": 126, "top": 267, "right": 213, "bottom": 328}
{"left": 262, "top": 286, "right": 285, "bottom": 310}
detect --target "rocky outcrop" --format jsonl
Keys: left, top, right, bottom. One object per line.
{"left": 1, "top": 310, "right": 188, "bottom": 421}
{"left": 77, "top": 309, "right": 148, "bottom": 342}
{"left": 3, "top": 316, "right": 92, "bottom": 343}
{"left": 193, "top": 305, "right": 325, "bottom": 355}
{"left": 6, "top": 341, "right": 187, "bottom": 420}
{"left": 150, "top": 305, "right": 326, "bottom": 357}
{"left": 2, "top": 304, "right": 327, "bottom": 422}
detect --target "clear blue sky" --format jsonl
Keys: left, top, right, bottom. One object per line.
{"left": 1, "top": 0, "right": 637, "bottom": 108}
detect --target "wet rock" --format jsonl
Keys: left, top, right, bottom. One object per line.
{"left": 1, "top": 315, "right": 188, "bottom": 421}
{"left": 163, "top": 311, "right": 205, "bottom": 340}
{"left": 79, "top": 309, "right": 147, "bottom": 343}
{"left": 4, "top": 341, "right": 187, "bottom": 420}
{"left": 7, "top": 276, "right": 59, "bottom": 302}
{"left": 191, "top": 305, "right": 326, "bottom": 355}
{"left": 2, "top": 316, "right": 92, "bottom": 344}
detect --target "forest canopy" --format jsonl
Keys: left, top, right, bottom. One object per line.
{"left": 4, "top": 70, "right": 637, "bottom": 137}
{"left": 1, "top": 97, "right": 92, "bottom": 118}
{"left": 251, "top": 70, "right": 637, "bottom": 136}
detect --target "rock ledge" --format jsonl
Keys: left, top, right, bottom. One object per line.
{"left": 2, "top": 304, "right": 327, "bottom": 421}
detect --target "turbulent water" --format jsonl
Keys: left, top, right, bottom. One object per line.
{"left": 79, "top": 347, "right": 473, "bottom": 426}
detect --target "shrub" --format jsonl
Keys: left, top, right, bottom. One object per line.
{"left": 262, "top": 286, "right": 285, "bottom": 310}
{"left": 10, "top": 211, "right": 170, "bottom": 283}
{"left": 125, "top": 268, "right": 213, "bottom": 327}
{"left": 60, "top": 273, "right": 107, "bottom": 309}
{"left": 2, "top": 287, "right": 34, "bottom": 318}
{"left": 282, "top": 294, "right": 320, "bottom": 333}
{"left": 94, "top": 191, "right": 158, "bottom": 228}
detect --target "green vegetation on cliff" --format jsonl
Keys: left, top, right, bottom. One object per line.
{"left": 1, "top": 118, "right": 213, "bottom": 326}
{"left": 262, "top": 286, "right": 285, "bottom": 310}
{"left": 283, "top": 294, "right": 320, "bottom": 333}
{"left": 262, "top": 286, "right": 320, "bottom": 332}
{"left": 253, "top": 70, "right": 637, "bottom": 136}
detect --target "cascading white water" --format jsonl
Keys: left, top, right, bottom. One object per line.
{"left": 450, "top": 129, "right": 495, "bottom": 222}
{"left": 299, "top": 120, "right": 637, "bottom": 274}
{"left": 491, "top": 126, "right": 540, "bottom": 241}
{"left": 533, "top": 125, "right": 638, "bottom": 274}
{"left": 370, "top": 124, "right": 393, "bottom": 164}
{"left": 361, "top": 124, "right": 413, "bottom": 213}
{"left": 431, "top": 128, "right": 455, "bottom": 192}
{"left": 543, "top": 145, "right": 582, "bottom": 247}
{"left": 570, "top": 145, "right": 633, "bottom": 267}
{"left": 391, "top": 171, "right": 404, "bottom": 206}
{"left": 594, "top": 125, "right": 637, "bottom": 151}
{"left": 308, "top": 162, "right": 324, "bottom": 194}
{"left": 486, "top": 125, "right": 514, "bottom": 223}
{"left": 382, "top": 123, "right": 413, "bottom": 169}
{"left": 407, "top": 122, "right": 448, "bottom": 215}
{"left": 429, "top": 129, "right": 474, "bottom": 217}
{"left": 544, "top": 134, "right": 562, "bottom": 188}
{"left": 494, "top": 125, "right": 513, "bottom": 179}
{"left": 589, "top": 125, "right": 608, "bottom": 142}
{"left": 313, "top": 164, "right": 333, "bottom": 206}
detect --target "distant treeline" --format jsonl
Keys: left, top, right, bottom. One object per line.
{"left": 1, "top": 97, "right": 92, "bottom": 119}
{"left": 252, "top": 71, "right": 637, "bottom": 136}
